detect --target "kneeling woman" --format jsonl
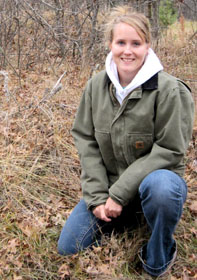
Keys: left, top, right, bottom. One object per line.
{"left": 58, "top": 5, "right": 194, "bottom": 277}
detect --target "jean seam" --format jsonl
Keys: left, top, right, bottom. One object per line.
{"left": 172, "top": 175, "right": 186, "bottom": 225}
{"left": 142, "top": 256, "right": 174, "bottom": 271}
{"left": 139, "top": 169, "right": 185, "bottom": 273}
{"left": 140, "top": 242, "right": 177, "bottom": 273}
{"left": 76, "top": 217, "right": 101, "bottom": 250}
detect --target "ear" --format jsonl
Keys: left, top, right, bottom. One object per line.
{"left": 145, "top": 43, "right": 150, "bottom": 54}
{"left": 146, "top": 43, "right": 151, "bottom": 50}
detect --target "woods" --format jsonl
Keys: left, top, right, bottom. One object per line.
{"left": 0, "top": 1, "right": 196, "bottom": 279}
{"left": 0, "top": 0, "right": 196, "bottom": 76}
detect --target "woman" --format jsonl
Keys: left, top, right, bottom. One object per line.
{"left": 58, "top": 6, "right": 194, "bottom": 277}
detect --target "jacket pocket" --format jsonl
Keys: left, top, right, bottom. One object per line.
{"left": 126, "top": 133, "right": 153, "bottom": 164}
{"left": 94, "top": 129, "right": 117, "bottom": 174}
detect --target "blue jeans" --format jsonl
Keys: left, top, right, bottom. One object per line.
{"left": 58, "top": 169, "right": 187, "bottom": 276}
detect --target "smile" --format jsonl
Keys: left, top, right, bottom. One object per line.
{"left": 121, "top": 58, "right": 135, "bottom": 62}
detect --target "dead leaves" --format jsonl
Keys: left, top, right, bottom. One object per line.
{"left": 0, "top": 238, "right": 23, "bottom": 277}
{"left": 13, "top": 276, "right": 23, "bottom": 280}
{"left": 0, "top": 34, "right": 196, "bottom": 280}
{"left": 17, "top": 216, "right": 48, "bottom": 239}
{"left": 182, "top": 266, "right": 197, "bottom": 279}
{"left": 85, "top": 263, "right": 112, "bottom": 276}
{"left": 188, "top": 201, "right": 197, "bottom": 215}
{"left": 7, "top": 238, "right": 20, "bottom": 254}
{"left": 58, "top": 263, "right": 70, "bottom": 279}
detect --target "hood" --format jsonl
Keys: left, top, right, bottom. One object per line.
{"left": 105, "top": 48, "right": 163, "bottom": 104}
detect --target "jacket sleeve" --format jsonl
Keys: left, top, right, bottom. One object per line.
{"left": 109, "top": 81, "right": 195, "bottom": 206}
{"left": 71, "top": 81, "right": 109, "bottom": 209}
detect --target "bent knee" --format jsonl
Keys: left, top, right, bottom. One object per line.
{"left": 57, "top": 238, "right": 78, "bottom": 256}
{"left": 139, "top": 170, "right": 183, "bottom": 206}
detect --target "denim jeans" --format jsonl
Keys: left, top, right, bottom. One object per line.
{"left": 58, "top": 169, "right": 187, "bottom": 276}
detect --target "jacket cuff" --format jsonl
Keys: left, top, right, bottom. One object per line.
{"left": 108, "top": 191, "right": 125, "bottom": 206}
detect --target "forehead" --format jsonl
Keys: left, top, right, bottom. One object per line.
{"left": 112, "top": 22, "right": 143, "bottom": 41}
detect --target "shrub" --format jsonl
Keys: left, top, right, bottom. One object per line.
{"left": 159, "top": 0, "right": 178, "bottom": 27}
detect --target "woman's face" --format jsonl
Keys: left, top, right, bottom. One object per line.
{"left": 109, "top": 22, "right": 149, "bottom": 85}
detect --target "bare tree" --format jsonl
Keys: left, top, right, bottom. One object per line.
{"left": 0, "top": 0, "right": 175, "bottom": 76}
{"left": 177, "top": 0, "right": 197, "bottom": 20}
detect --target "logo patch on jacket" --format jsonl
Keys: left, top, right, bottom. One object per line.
{"left": 135, "top": 141, "right": 144, "bottom": 149}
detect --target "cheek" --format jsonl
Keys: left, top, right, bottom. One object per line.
{"left": 111, "top": 48, "right": 120, "bottom": 58}
{"left": 144, "top": 47, "right": 149, "bottom": 58}
{"left": 140, "top": 49, "right": 149, "bottom": 61}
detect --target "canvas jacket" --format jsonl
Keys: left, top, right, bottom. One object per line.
{"left": 71, "top": 70, "right": 194, "bottom": 209}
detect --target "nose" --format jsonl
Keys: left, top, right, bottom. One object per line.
{"left": 124, "top": 44, "right": 133, "bottom": 55}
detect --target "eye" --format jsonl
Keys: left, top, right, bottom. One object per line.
{"left": 117, "top": 40, "right": 125, "bottom": 45}
{"left": 133, "top": 41, "right": 141, "bottom": 46}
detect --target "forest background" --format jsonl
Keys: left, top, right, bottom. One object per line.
{"left": 0, "top": 0, "right": 196, "bottom": 279}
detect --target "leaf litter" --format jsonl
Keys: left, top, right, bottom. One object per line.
{"left": 0, "top": 21, "right": 197, "bottom": 280}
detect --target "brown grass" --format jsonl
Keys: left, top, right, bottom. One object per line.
{"left": 155, "top": 20, "right": 197, "bottom": 126}
{"left": 0, "top": 20, "right": 196, "bottom": 280}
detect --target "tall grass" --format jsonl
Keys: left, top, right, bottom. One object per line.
{"left": 0, "top": 20, "right": 196, "bottom": 280}
{"left": 155, "top": 20, "right": 197, "bottom": 126}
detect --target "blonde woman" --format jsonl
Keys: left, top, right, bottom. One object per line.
{"left": 58, "top": 6, "right": 194, "bottom": 277}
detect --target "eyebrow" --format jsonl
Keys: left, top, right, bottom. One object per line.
{"left": 115, "top": 38, "right": 142, "bottom": 42}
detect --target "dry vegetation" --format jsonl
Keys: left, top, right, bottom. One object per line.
{"left": 0, "top": 16, "right": 197, "bottom": 280}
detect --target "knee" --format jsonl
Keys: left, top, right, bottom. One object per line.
{"left": 57, "top": 241, "right": 69, "bottom": 256}
{"left": 57, "top": 199, "right": 88, "bottom": 256}
{"left": 57, "top": 219, "right": 81, "bottom": 256}
{"left": 139, "top": 170, "right": 183, "bottom": 208}
{"left": 57, "top": 235, "right": 77, "bottom": 256}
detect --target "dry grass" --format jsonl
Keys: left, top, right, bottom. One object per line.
{"left": 154, "top": 20, "right": 197, "bottom": 126}
{"left": 0, "top": 20, "right": 196, "bottom": 280}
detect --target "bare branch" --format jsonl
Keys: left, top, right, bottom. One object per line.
{"left": 0, "top": 71, "right": 11, "bottom": 100}
{"left": 39, "top": 70, "right": 67, "bottom": 105}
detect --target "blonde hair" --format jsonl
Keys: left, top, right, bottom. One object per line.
{"left": 104, "top": 5, "right": 151, "bottom": 45}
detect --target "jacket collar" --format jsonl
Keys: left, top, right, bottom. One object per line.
{"left": 109, "top": 73, "right": 159, "bottom": 104}
{"left": 142, "top": 73, "right": 158, "bottom": 90}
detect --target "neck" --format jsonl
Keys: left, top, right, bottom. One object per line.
{"left": 119, "top": 72, "right": 136, "bottom": 87}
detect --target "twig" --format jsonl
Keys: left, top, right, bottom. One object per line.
{"left": 189, "top": 30, "right": 197, "bottom": 41}
{"left": 27, "top": 70, "right": 67, "bottom": 115}
{"left": 3, "top": 71, "right": 67, "bottom": 119}
{"left": 39, "top": 70, "right": 67, "bottom": 105}
{"left": 0, "top": 71, "right": 11, "bottom": 101}
{"left": 0, "top": 47, "right": 20, "bottom": 78}
{"left": 183, "top": 78, "right": 197, "bottom": 83}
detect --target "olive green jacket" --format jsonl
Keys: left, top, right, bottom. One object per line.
{"left": 71, "top": 70, "right": 194, "bottom": 209}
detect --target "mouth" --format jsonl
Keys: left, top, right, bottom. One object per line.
{"left": 121, "top": 58, "right": 135, "bottom": 62}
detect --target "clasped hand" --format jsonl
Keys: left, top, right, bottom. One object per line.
{"left": 93, "top": 197, "right": 123, "bottom": 222}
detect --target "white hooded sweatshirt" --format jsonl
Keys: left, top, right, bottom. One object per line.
{"left": 105, "top": 48, "right": 163, "bottom": 104}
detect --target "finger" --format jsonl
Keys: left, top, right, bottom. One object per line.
{"left": 105, "top": 208, "right": 122, "bottom": 218}
{"left": 93, "top": 205, "right": 104, "bottom": 218}
{"left": 108, "top": 211, "right": 119, "bottom": 218}
{"left": 102, "top": 215, "right": 111, "bottom": 222}
{"left": 93, "top": 207, "right": 111, "bottom": 222}
{"left": 101, "top": 209, "right": 111, "bottom": 222}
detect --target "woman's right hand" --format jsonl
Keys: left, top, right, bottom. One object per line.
{"left": 93, "top": 204, "right": 112, "bottom": 222}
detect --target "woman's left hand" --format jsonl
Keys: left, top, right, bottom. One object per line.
{"left": 104, "top": 197, "right": 123, "bottom": 218}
